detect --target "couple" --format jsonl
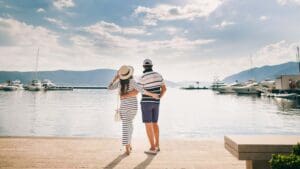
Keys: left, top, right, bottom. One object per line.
{"left": 108, "top": 59, "right": 167, "bottom": 155}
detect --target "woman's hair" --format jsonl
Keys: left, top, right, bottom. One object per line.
{"left": 120, "top": 76, "right": 133, "bottom": 95}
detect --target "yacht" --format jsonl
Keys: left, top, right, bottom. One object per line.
{"left": 217, "top": 82, "right": 244, "bottom": 93}
{"left": 211, "top": 81, "right": 226, "bottom": 90}
{"left": 2, "top": 80, "right": 23, "bottom": 91}
{"left": 27, "top": 80, "right": 43, "bottom": 91}
{"left": 232, "top": 82, "right": 260, "bottom": 94}
{"left": 42, "top": 79, "right": 57, "bottom": 88}
{"left": 42, "top": 79, "right": 73, "bottom": 91}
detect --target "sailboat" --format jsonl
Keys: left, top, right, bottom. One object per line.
{"left": 27, "top": 48, "right": 43, "bottom": 91}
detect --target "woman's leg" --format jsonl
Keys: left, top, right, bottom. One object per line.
{"left": 128, "top": 109, "right": 137, "bottom": 145}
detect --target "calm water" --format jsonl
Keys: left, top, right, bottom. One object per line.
{"left": 0, "top": 88, "right": 300, "bottom": 138}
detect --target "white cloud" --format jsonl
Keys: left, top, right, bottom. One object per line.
{"left": 53, "top": 0, "right": 75, "bottom": 10}
{"left": 0, "top": 17, "right": 214, "bottom": 80}
{"left": 259, "top": 16, "right": 269, "bottom": 21}
{"left": 213, "top": 21, "right": 235, "bottom": 29}
{"left": 134, "top": 0, "right": 224, "bottom": 25}
{"left": 44, "top": 17, "right": 68, "bottom": 30}
{"left": 83, "top": 22, "right": 214, "bottom": 50}
{"left": 84, "top": 21, "right": 146, "bottom": 35}
{"left": 254, "top": 40, "right": 300, "bottom": 67}
{"left": 36, "top": 8, "right": 45, "bottom": 13}
{"left": 277, "top": 0, "right": 300, "bottom": 5}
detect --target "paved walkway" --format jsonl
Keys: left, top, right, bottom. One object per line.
{"left": 0, "top": 137, "right": 244, "bottom": 169}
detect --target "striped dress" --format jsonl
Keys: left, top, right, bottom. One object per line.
{"left": 108, "top": 78, "right": 144, "bottom": 146}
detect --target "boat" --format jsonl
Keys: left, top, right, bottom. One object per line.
{"left": 27, "top": 48, "right": 43, "bottom": 91}
{"left": 2, "top": 80, "right": 23, "bottom": 91}
{"left": 275, "top": 93, "right": 298, "bottom": 99}
{"left": 0, "top": 83, "right": 8, "bottom": 90}
{"left": 232, "top": 82, "right": 260, "bottom": 94}
{"left": 211, "top": 81, "right": 226, "bottom": 90}
{"left": 27, "top": 80, "right": 43, "bottom": 91}
{"left": 217, "top": 82, "right": 244, "bottom": 93}
{"left": 42, "top": 79, "right": 73, "bottom": 91}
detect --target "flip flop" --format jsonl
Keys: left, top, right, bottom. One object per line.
{"left": 156, "top": 147, "right": 160, "bottom": 152}
{"left": 144, "top": 149, "right": 157, "bottom": 155}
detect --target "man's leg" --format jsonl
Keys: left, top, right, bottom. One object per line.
{"left": 145, "top": 123, "right": 155, "bottom": 150}
{"left": 142, "top": 103, "right": 156, "bottom": 150}
{"left": 153, "top": 103, "right": 160, "bottom": 149}
{"left": 153, "top": 123, "right": 159, "bottom": 148}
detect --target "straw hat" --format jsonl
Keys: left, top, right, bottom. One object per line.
{"left": 118, "top": 65, "right": 134, "bottom": 80}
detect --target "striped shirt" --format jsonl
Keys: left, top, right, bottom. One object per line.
{"left": 138, "top": 71, "right": 164, "bottom": 103}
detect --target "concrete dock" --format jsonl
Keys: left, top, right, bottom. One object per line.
{"left": 0, "top": 137, "right": 243, "bottom": 169}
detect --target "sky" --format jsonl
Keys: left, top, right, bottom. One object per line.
{"left": 0, "top": 0, "right": 300, "bottom": 82}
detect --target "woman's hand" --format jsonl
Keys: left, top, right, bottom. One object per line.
{"left": 150, "top": 93, "right": 160, "bottom": 100}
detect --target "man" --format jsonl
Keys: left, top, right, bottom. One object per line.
{"left": 123, "top": 59, "right": 166, "bottom": 155}
{"left": 138, "top": 59, "right": 166, "bottom": 155}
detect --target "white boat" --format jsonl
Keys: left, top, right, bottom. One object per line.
{"left": 27, "top": 48, "right": 43, "bottom": 91}
{"left": 2, "top": 80, "right": 23, "bottom": 91}
{"left": 232, "top": 82, "right": 260, "bottom": 94}
{"left": 42, "top": 79, "right": 57, "bottom": 88}
{"left": 259, "top": 79, "right": 276, "bottom": 89}
{"left": 0, "top": 83, "right": 7, "bottom": 90}
{"left": 217, "top": 82, "right": 244, "bottom": 93}
{"left": 27, "top": 80, "right": 43, "bottom": 91}
{"left": 211, "top": 81, "right": 226, "bottom": 90}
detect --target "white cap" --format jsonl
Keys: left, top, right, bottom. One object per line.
{"left": 143, "top": 59, "right": 153, "bottom": 66}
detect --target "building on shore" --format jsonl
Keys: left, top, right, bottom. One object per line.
{"left": 275, "top": 75, "right": 300, "bottom": 90}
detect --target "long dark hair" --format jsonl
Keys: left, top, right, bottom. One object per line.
{"left": 120, "top": 76, "right": 132, "bottom": 95}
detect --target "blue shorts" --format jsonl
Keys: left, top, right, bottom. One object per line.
{"left": 141, "top": 102, "right": 159, "bottom": 123}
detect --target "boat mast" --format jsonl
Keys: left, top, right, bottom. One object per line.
{"left": 297, "top": 46, "right": 300, "bottom": 73}
{"left": 250, "top": 54, "right": 254, "bottom": 81}
{"left": 35, "top": 48, "right": 39, "bottom": 80}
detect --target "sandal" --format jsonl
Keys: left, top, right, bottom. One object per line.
{"left": 144, "top": 149, "right": 157, "bottom": 155}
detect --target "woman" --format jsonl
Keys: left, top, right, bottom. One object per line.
{"left": 108, "top": 65, "right": 159, "bottom": 155}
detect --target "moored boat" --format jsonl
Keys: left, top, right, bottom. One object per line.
{"left": 27, "top": 80, "right": 43, "bottom": 91}
{"left": 232, "top": 82, "right": 260, "bottom": 94}
{"left": 2, "top": 80, "right": 23, "bottom": 91}
{"left": 217, "top": 82, "right": 244, "bottom": 93}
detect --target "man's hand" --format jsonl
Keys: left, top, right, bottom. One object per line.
{"left": 160, "top": 84, "right": 167, "bottom": 98}
{"left": 121, "top": 89, "right": 139, "bottom": 99}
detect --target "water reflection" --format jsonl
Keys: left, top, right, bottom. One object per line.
{"left": 274, "top": 97, "right": 300, "bottom": 114}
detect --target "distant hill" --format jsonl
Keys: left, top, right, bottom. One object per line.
{"left": 0, "top": 69, "right": 116, "bottom": 86}
{"left": 0, "top": 69, "right": 177, "bottom": 87}
{"left": 223, "top": 62, "right": 300, "bottom": 83}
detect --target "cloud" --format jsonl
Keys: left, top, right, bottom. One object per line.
{"left": 84, "top": 21, "right": 146, "bottom": 35}
{"left": 44, "top": 17, "right": 68, "bottom": 30}
{"left": 134, "top": 0, "right": 224, "bottom": 25}
{"left": 213, "top": 20, "right": 235, "bottom": 29}
{"left": 259, "top": 16, "right": 269, "bottom": 21}
{"left": 254, "top": 40, "right": 300, "bottom": 67}
{"left": 53, "top": 0, "right": 75, "bottom": 10}
{"left": 277, "top": 0, "right": 300, "bottom": 5}
{"left": 0, "top": 17, "right": 214, "bottom": 79}
{"left": 83, "top": 21, "right": 214, "bottom": 50}
{"left": 36, "top": 8, "right": 45, "bottom": 13}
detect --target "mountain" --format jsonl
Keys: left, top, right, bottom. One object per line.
{"left": 223, "top": 62, "right": 299, "bottom": 83}
{"left": 0, "top": 69, "right": 116, "bottom": 86}
{"left": 0, "top": 69, "right": 178, "bottom": 87}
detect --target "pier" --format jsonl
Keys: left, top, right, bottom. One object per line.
{"left": 0, "top": 137, "right": 243, "bottom": 169}
{"left": 73, "top": 86, "right": 107, "bottom": 89}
